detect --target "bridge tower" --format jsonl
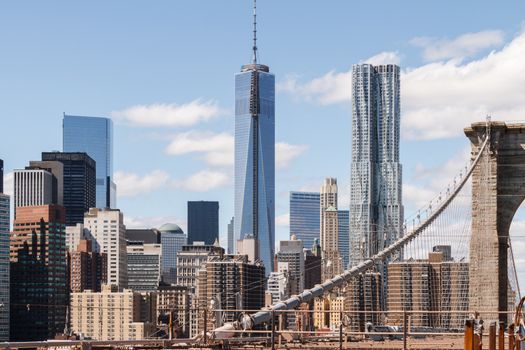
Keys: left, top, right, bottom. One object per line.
{"left": 465, "top": 121, "right": 525, "bottom": 320}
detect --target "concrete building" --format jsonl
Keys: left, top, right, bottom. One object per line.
{"left": 350, "top": 64, "right": 403, "bottom": 266}
{"left": 83, "top": 208, "right": 127, "bottom": 288}
{"left": 156, "top": 284, "right": 191, "bottom": 338}
{"left": 0, "top": 164, "right": 9, "bottom": 341}
{"left": 70, "top": 285, "right": 155, "bottom": 341}
{"left": 290, "top": 191, "right": 320, "bottom": 249}
{"left": 236, "top": 234, "right": 259, "bottom": 263}
{"left": 176, "top": 242, "right": 224, "bottom": 288}
{"left": 127, "top": 241, "right": 162, "bottom": 291}
{"left": 10, "top": 205, "right": 67, "bottom": 341}
{"left": 13, "top": 168, "right": 57, "bottom": 213}
{"left": 187, "top": 201, "right": 219, "bottom": 245}
{"left": 41, "top": 152, "right": 96, "bottom": 226}
{"left": 387, "top": 250, "right": 469, "bottom": 329}
{"left": 276, "top": 235, "right": 304, "bottom": 294}
{"left": 63, "top": 114, "right": 116, "bottom": 208}
{"left": 158, "top": 223, "right": 186, "bottom": 284}
{"left": 66, "top": 223, "right": 86, "bottom": 252}
{"left": 267, "top": 271, "right": 289, "bottom": 304}
{"left": 344, "top": 272, "right": 382, "bottom": 331}
{"left": 304, "top": 247, "right": 322, "bottom": 290}
{"left": 70, "top": 239, "right": 107, "bottom": 293}
{"left": 196, "top": 254, "right": 265, "bottom": 335}
{"left": 227, "top": 216, "right": 234, "bottom": 254}
{"left": 320, "top": 178, "right": 343, "bottom": 281}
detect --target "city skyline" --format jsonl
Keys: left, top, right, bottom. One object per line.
{"left": 1, "top": 1, "right": 525, "bottom": 286}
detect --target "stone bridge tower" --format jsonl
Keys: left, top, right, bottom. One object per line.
{"left": 465, "top": 121, "right": 525, "bottom": 320}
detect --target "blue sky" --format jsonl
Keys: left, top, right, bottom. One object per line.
{"left": 1, "top": 1, "right": 525, "bottom": 287}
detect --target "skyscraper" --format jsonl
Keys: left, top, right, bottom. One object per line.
{"left": 227, "top": 216, "right": 234, "bottom": 254}
{"left": 349, "top": 64, "right": 403, "bottom": 266}
{"left": 63, "top": 114, "right": 116, "bottom": 208}
{"left": 187, "top": 201, "right": 219, "bottom": 245}
{"left": 234, "top": 2, "right": 275, "bottom": 273}
{"left": 337, "top": 210, "right": 350, "bottom": 269}
{"left": 276, "top": 235, "right": 304, "bottom": 294}
{"left": 158, "top": 223, "right": 187, "bottom": 284}
{"left": 320, "top": 178, "right": 342, "bottom": 281}
{"left": 0, "top": 159, "right": 9, "bottom": 341}
{"left": 42, "top": 152, "right": 96, "bottom": 226}
{"left": 290, "top": 191, "right": 320, "bottom": 248}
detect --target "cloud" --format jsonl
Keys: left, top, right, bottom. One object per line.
{"left": 276, "top": 213, "right": 290, "bottom": 228}
{"left": 410, "top": 30, "right": 505, "bottom": 62}
{"left": 3, "top": 172, "right": 13, "bottom": 197}
{"left": 275, "top": 142, "right": 308, "bottom": 169}
{"left": 165, "top": 131, "right": 234, "bottom": 166}
{"left": 124, "top": 215, "right": 186, "bottom": 231}
{"left": 114, "top": 170, "right": 170, "bottom": 197}
{"left": 174, "top": 170, "right": 230, "bottom": 192}
{"left": 361, "top": 51, "right": 401, "bottom": 66}
{"left": 111, "top": 99, "right": 224, "bottom": 127}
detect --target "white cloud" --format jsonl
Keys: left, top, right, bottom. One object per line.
{"left": 124, "top": 215, "right": 186, "bottom": 231}
{"left": 361, "top": 51, "right": 401, "bottom": 66}
{"left": 165, "top": 131, "right": 233, "bottom": 166}
{"left": 3, "top": 172, "right": 13, "bottom": 197}
{"left": 276, "top": 213, "right": 290, "bottom": 228}
{"left": 410, "top": 30, "right": 505, "bottom": 62}
{"left": 114, "top": 170, "right": 170, "bottom": 197}
{"left": 111, "top": 99, "right": 224, "bottom": 127}
{"left": 174, "top": 170, "right": 229, "bottom": 192}
{"left": 275, "top": 142, "right": 308, "bottom": 169}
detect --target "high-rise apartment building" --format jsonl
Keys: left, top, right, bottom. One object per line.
{"left": 158, "top": 223, "right": 187, "bottom": 284}
{"left": 63, "top": 114, "right": 116, "bottom": 208}
{"left": 156, "top": 284, "right": 191, "bottom": 338}
{"left": 187, "top": 201, "right": 219, "bottom": 245}
{"left": 289, "top": 191, "right": 320, "bottom": 249}
{"left": 0, "top": 162, "right": 9, "bottom": 341}
{"left": 70, "top": 239, "right": 107, "bottom": 293}
{"left": 10, "top": 205, "right": 67, "bottom": 341}
{"left": 70, "top": 285, "right": 156, "bottom": 341}
{"left": 350, "top": 64, "right": 403, "bottom": 266}
{"left": 276, "top": 235, "right": 304, "bottom": 294}
{"left": 227, "top": 216, "right": 234, "bottom": 254}
{"left": 320, "top": 178, "right": 342, "bottom": 281}
{"left": 234, "top": 10, "right": 275, "bottom": 273}
{"left": 337, "top": 210, "right": 350, "bottom": 269}
{"left": 42, "top": 152, "right": 96, "bottom": 226}
{"left": 83, "top": 208, "right": 127, "bottom": 287}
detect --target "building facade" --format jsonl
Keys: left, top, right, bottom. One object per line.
{"left": 337, "top": 210, "right": 350, "bottom": 269}
{"left": 320, "top": 178, "right": 342, "bottom": 281}
{"left": 63, "top": 114, "right": 116, "bottom": 208}
{"left": 10, "top": 205, "right": 67, "bottom": 341}
{"left": 276, "top": 236, "right": 304, "bottom": 294}
{"left": 187, "top": 201, "right": 219, "bottom": 245}
{"left": 83, "top": 208, "right": 128, "bottom": 288}
{"left": 290, "top": 191, "right": 320, "bottom": 249}
{"left": 234, "top": 59, "right": 275, "bottom": 274}
{"left": 156, "top": 285, "right": 191, "bottom": 338}
{"left": 42, "top": 152, "right": 96, "bottom": 226}
{"left": 349, "top": 64, "right": 403, "bottom": 266}
{"left": 13, "top": 168, "right": 56, "bottom": 210}
{"left": 227, "top": 216, "right": 234, "bottom": 254}
{"left": 304, "top": 248, "right": 321, "bottom": 290}
{"left": 70, "top": 285, "right": 155, "bottom": 340}
{"left": 0, "top": 187, "right": 9, "bottom": 340}
{"left": 158, "top": 223, "right": 186, "bottom": 284}
{"left": 70, "top": 239, "right": 107, "bottom": 293}
{"left": 127, "top": 241, "right": 162, "bottom": 291}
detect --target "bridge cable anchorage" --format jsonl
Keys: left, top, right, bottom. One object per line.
{"left": 211, "top": 135, "right": 491, "bottom": 339}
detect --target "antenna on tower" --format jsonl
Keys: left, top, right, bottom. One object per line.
{"left": 252, "top": 0, "right": 258, "bottom": 64}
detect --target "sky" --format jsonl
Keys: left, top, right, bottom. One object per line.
{"left": 1, "top": 1, "right": 525, "bottom": 289}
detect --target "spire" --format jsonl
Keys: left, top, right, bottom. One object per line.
{"left": 252, "top": 0, "right": 257, "bottom": 64}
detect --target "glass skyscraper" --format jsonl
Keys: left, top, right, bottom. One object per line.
{"left": 337, "top": 210, "right": 350, "bottom": 269}
{"left": 63, "top": 114, "right": 116, "bottom": 209}
{"left": 187, "top": 201, "right": 219, "bottom": 245}
{"left": 0, "top": 166, "right": 9, "bottom": 340}
{"left": 289, "top": 191, "right": 320, "bottom": 249}
{"left": 234, "top": 59, "right": 275, "bottom": 272}
{"left": 349, "top": 64, "right": 403, "bottom": 266}
{"left": 158, "top": 223, "right": 187, "bottom": 284}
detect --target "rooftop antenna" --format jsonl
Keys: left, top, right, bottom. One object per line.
{"left": 252, "top": 0, "right": 258, "bottom": 64}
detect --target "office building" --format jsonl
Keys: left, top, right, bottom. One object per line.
{"left": 13, "top": 167, "right": 59, "bottom": 213}
{"left": 234, "top": 14, "right": 275, "bottom": 273}
{"left": 157, "top": 284, "right": 191, "bottom": 338}
{"left": 158, "top": 223, "right": 186, "bottom": 284}
{"left": 338, "top": 210, "right": 350, "bottom": 269}
{"left": 350, "top": 64, "right": 403, "bottom": 266}
{"left": 176, "top": 242, "right": 224, "bottom": 288}
{"left": 276, "top": 235, "right": 304, "bottom": 294}
{"left": 304, "top": 248, "right": 321, "bottom": 289}
{"left": 70, "top": 285, "right": 156, "bottom": 341}
{"left": 320, "top": 178, "right": 342, "bottom": 280}
{"left": 196, "top": 254, "right": 265, "bottom": 333}
{"left": 83, "top": 208, "right": 128, "bottom": 288}
{"left": 127, "top": 240, "right": 162, "bottom": 291}
{"left": 27, "top": 160, "right": 64, "bottom": 205}
{"left": 267, "top": 271, "right": 290, "bottom": 304}
{"left": 63, "top": 114, "right": 116, "bottom": 208}
{"left": 187, "top": 201, "right": 219, "bottom": 245}
{"left": 0, "top": 163, "right": 9, "bottom": 341}
{"left": 227, "top": 216, "right": 234, "bottom": 254}
{"left": 290, "top": 191, "right": 320, "bottom": 248}
{"left": 70, "top": 239, "right": 107, "bottom": 293}
{"left": 10, "top": 205, "right": 67, "bottom": 341}
{"left": 66, "top": 223, "right": 86, "bottom": 252}
{"left": 236, "top": 234, "right": 259, "bottom": 263}
{"left": 42, "top": 152, "right": 96, "bottom": 226}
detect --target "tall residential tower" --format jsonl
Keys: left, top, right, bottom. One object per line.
{"left": 234, "top": 1, "right": 275, "bottom": 272}
{"left": 349, "top": 64, "right": 403, "bottom": 266}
